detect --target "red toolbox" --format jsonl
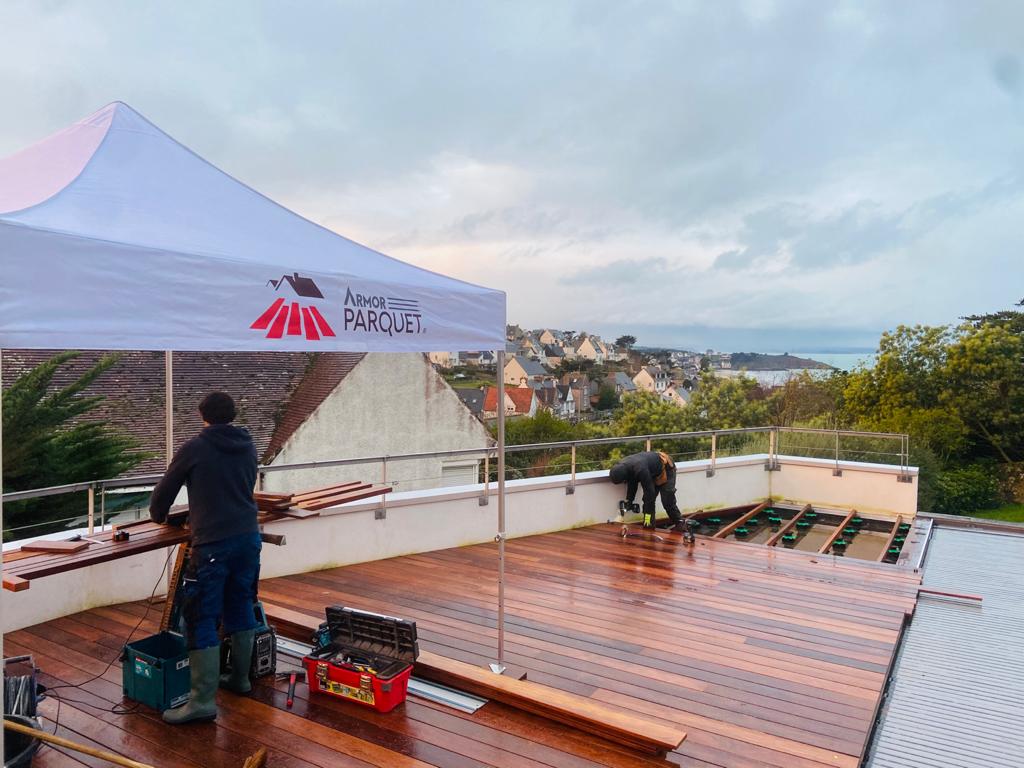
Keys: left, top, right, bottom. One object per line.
{"left": 303, "top": 605, "right": 418, "bottom": 713}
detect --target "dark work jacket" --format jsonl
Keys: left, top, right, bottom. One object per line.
{"left": 609, "top": 451, "right": 668, "bottom": 511}
{"left": 150, "top": 424, "right": 259, "bottom": 547}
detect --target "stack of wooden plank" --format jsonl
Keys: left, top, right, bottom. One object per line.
{"left": 3, "top": 479, "right": 391, "bottom": 592}
{"left": 253, "top": 492, "right": 294, "bottom": 513}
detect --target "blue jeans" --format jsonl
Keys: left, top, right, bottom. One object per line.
{"left": 182, "top": 532, "right": 262, "bottom": 650}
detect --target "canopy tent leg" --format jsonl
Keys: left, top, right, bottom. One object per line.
{"left": 490, "top": 349, "right": 507, "bottom": 675}
{"left": 165, "top": 351, "right": 173, "bottom": 466}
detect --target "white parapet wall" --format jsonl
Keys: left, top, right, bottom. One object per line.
{"left": 769, "top": 455, "right": 918, "bottom": 519}
{"left": 2, "top": 453, "right": 917, "bottom": 631}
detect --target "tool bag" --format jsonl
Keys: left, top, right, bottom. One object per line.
{"left": 303, "top": 605, "right": 418, "bottom": 713}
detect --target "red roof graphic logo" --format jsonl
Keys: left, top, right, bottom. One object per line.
{"left": 251, "top": 272, "right": 335, "bottom": 341}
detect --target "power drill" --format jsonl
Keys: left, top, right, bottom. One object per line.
{"left": 683, "top": 519, "right": 700, "bottom": 545}
{"left": 618, "top": 500, "right": 640, "bottom": 517}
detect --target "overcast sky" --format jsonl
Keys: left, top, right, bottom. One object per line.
{"left": 3, "top": 1, "right": 1022, "bottom": 351}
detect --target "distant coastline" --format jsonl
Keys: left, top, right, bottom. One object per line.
{"left": 730, "top": 352, "right": 830, "bottom": 371}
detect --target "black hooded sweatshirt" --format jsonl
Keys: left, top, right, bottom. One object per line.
{"left": 150, "top": 424, "right": 259, "bottom": 547}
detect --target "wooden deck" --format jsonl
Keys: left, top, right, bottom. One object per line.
{"left": 6, "top": 524, "right": 921, "bottom": 768}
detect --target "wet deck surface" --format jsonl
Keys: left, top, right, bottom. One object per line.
{"left": 9, "top": 523, "right": 921, "bottom": 768}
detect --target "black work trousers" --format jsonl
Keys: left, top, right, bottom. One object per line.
{"left": 643, "top": 465, "right": 682, "bottom": 524}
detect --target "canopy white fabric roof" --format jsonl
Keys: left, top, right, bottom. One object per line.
{"left": 0, "top": 102, "right": 505, "bottom": 352}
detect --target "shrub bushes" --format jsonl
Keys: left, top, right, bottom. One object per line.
{"left": 931, "top": 464, "right": 1001, "bottom": 515}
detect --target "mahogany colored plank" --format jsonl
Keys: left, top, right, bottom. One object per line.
{"left": 3, "top": 573, "right": 30, "bottom": 591}
{"left": 819, "top": 509, "right": 858, "bottom": 555}
{"left": 765, "top": 504, "right": 812, "bottom": 547}
{"left": 21, "top": 539, "right": 91, "bottom": 554}
{"left": 291, "top": 482, "right": 367, "bottom": 502}
{"left": 297, "top": 485, "right": 392, "bottom": 511}
{"left": 876, "top": 515, "right": 903, "bottom": 562}
{"left": 713, "top": 501, "right": 769, "bottom": 538}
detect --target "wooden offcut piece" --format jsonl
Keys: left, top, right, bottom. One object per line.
{"left": 20, "top": 539, "right": 91, "bottom": 554}
{"left": 262, "top": 604, "right": 685, "bottom": 756}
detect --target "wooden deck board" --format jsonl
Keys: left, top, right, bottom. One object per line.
{"left": 9, "top": 523, "right": 920, "bottom": 768}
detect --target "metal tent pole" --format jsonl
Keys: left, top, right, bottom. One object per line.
{"left": 490, "top": 349, "right": 507, "bottom": 675}
{"left": 165, "top": 351, "right": 173, "bottom": 466}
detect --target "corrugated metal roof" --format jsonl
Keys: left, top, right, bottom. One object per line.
{"left": 868, "top": 526, "right": 1024, "bottom": 768}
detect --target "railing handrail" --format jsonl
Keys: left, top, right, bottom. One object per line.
{"left": 1, "top": 425, "right": 909, "bottom": 504}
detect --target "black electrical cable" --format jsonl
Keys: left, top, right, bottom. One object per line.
{"left": 42, "top": 546, "right": 178, "bottom": 734}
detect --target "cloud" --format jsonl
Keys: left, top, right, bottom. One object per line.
{"left": 3, "top": 1, "right": 1024, "bottom": 349}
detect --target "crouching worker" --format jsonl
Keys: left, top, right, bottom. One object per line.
{"left": 609, "top": 451, "right": 685, "bottom": 532}
{"left": 150, "top": 391, "right": 261, "bottom": 724}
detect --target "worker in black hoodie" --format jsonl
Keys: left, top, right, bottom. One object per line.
{"left": 609, "top": 451, "right": 685, "bottom": 531}
{"left": 150, "top": 391, "right": 260, "bottom": 724}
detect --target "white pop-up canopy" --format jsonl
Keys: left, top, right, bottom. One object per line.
{"left": 0, "top": 104, "right": 513, "bottom": 700}
{"left": 0, "top": 102, "right": 505, "bottom": 352}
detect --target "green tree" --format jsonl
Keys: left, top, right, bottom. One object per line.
{"left": 3, "top": 352, "right": 146, "bottom": 540}
{"left": 942, "top": 323, "right": 1024, "bottom": 462}
{"left": 683, "top": 373, "right": 770, "bottom": 431}
{"left": 842, "top": 325, "right": 968, "bottom": 459}
{"left": 614, "top": 335, "right": 637, "bottom": 350}
{"left": 766, "top": 371, "right": 842, "bottom": 427}
{"left": 595, "top": 384, "right": 618, "bottom": 410}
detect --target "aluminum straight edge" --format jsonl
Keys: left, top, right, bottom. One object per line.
{"left": 912, "top": 518, "right": 934, "bottom": 572}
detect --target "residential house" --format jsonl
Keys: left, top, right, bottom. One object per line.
{"left": 1, "top": 350, "right": 492, "bottom": 493}
{"left": 575, "top": 335, "right": 605, "bottom": 363}
{"left": 538, "top": 329, "right": 559, "bottom": 345}
{"left": 428, "top": 351, "right": 456, "bottom": 368}
{"left": 611, "top": 371, "right": 637, "bottom": 395}
{"left": 518, "top": 335, "right": 544, "bottom": 360}
{"left": 531, "top": 383, "right": 560, "bottom": 413}
{"left": 562, "top": 374, "right": 592, "bottom": 414}
{"left": 482, "top": 386, "right": 538, "bottom": 419}
{"left": 633, "top": 366, "right": 670, "bottom": 393}
{"left": 554, "top": 384, "right": 576, "bottom": 418}
{"left": 543, "top": 344, "right": 565, "bottom": 368}
{"left": 662, "top": 384, "right": 691, "bottom": 408}
{"left": 461, "top": 350, "right": 496, "bottom": 367}
{"left": 504, "top": 355, "right": 548, "bottom": 386}
{"left": 454, "top": 388, "right": 485, "bottom": 417}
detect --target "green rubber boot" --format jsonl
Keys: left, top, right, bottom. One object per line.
{"left": 220, "top": 629, "right": 255, "bottom": 694}
{"left": 163, "top": 645, "right": 220, "bottom": 724}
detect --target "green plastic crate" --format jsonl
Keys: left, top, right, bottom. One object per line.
{"left": 122, "top": 632, "right": 191, "bottom": 712}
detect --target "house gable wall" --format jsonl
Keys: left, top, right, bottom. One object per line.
{"left": 266, "top": 353, "right": 490, "bottom": 494}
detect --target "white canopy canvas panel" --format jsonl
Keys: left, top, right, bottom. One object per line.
{"left": 0, "top": 103, "right": 505, "bottom": 352}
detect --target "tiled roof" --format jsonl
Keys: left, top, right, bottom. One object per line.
{"left": 454, "top": 388, "right": 485, "bottom": 415}
{"left": 509, "top": 355, "right": 546, "bottom": 377}
{"left": 543, "top": 344, "right": 564, "bottom": 358}
{"left": 483, "top": 386, "right": 535, "bottom": 414}
{"left": 0, "top": 349, "right": 366, "bottom": 473}
{"left": 534, "top": 387, "right": 558, "bottom": 408}
{"left": 263, "top": 352, "right": 366, "bottom": 460}
{"left": 614, "top": 371, "right": 637, "bottom": 391}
